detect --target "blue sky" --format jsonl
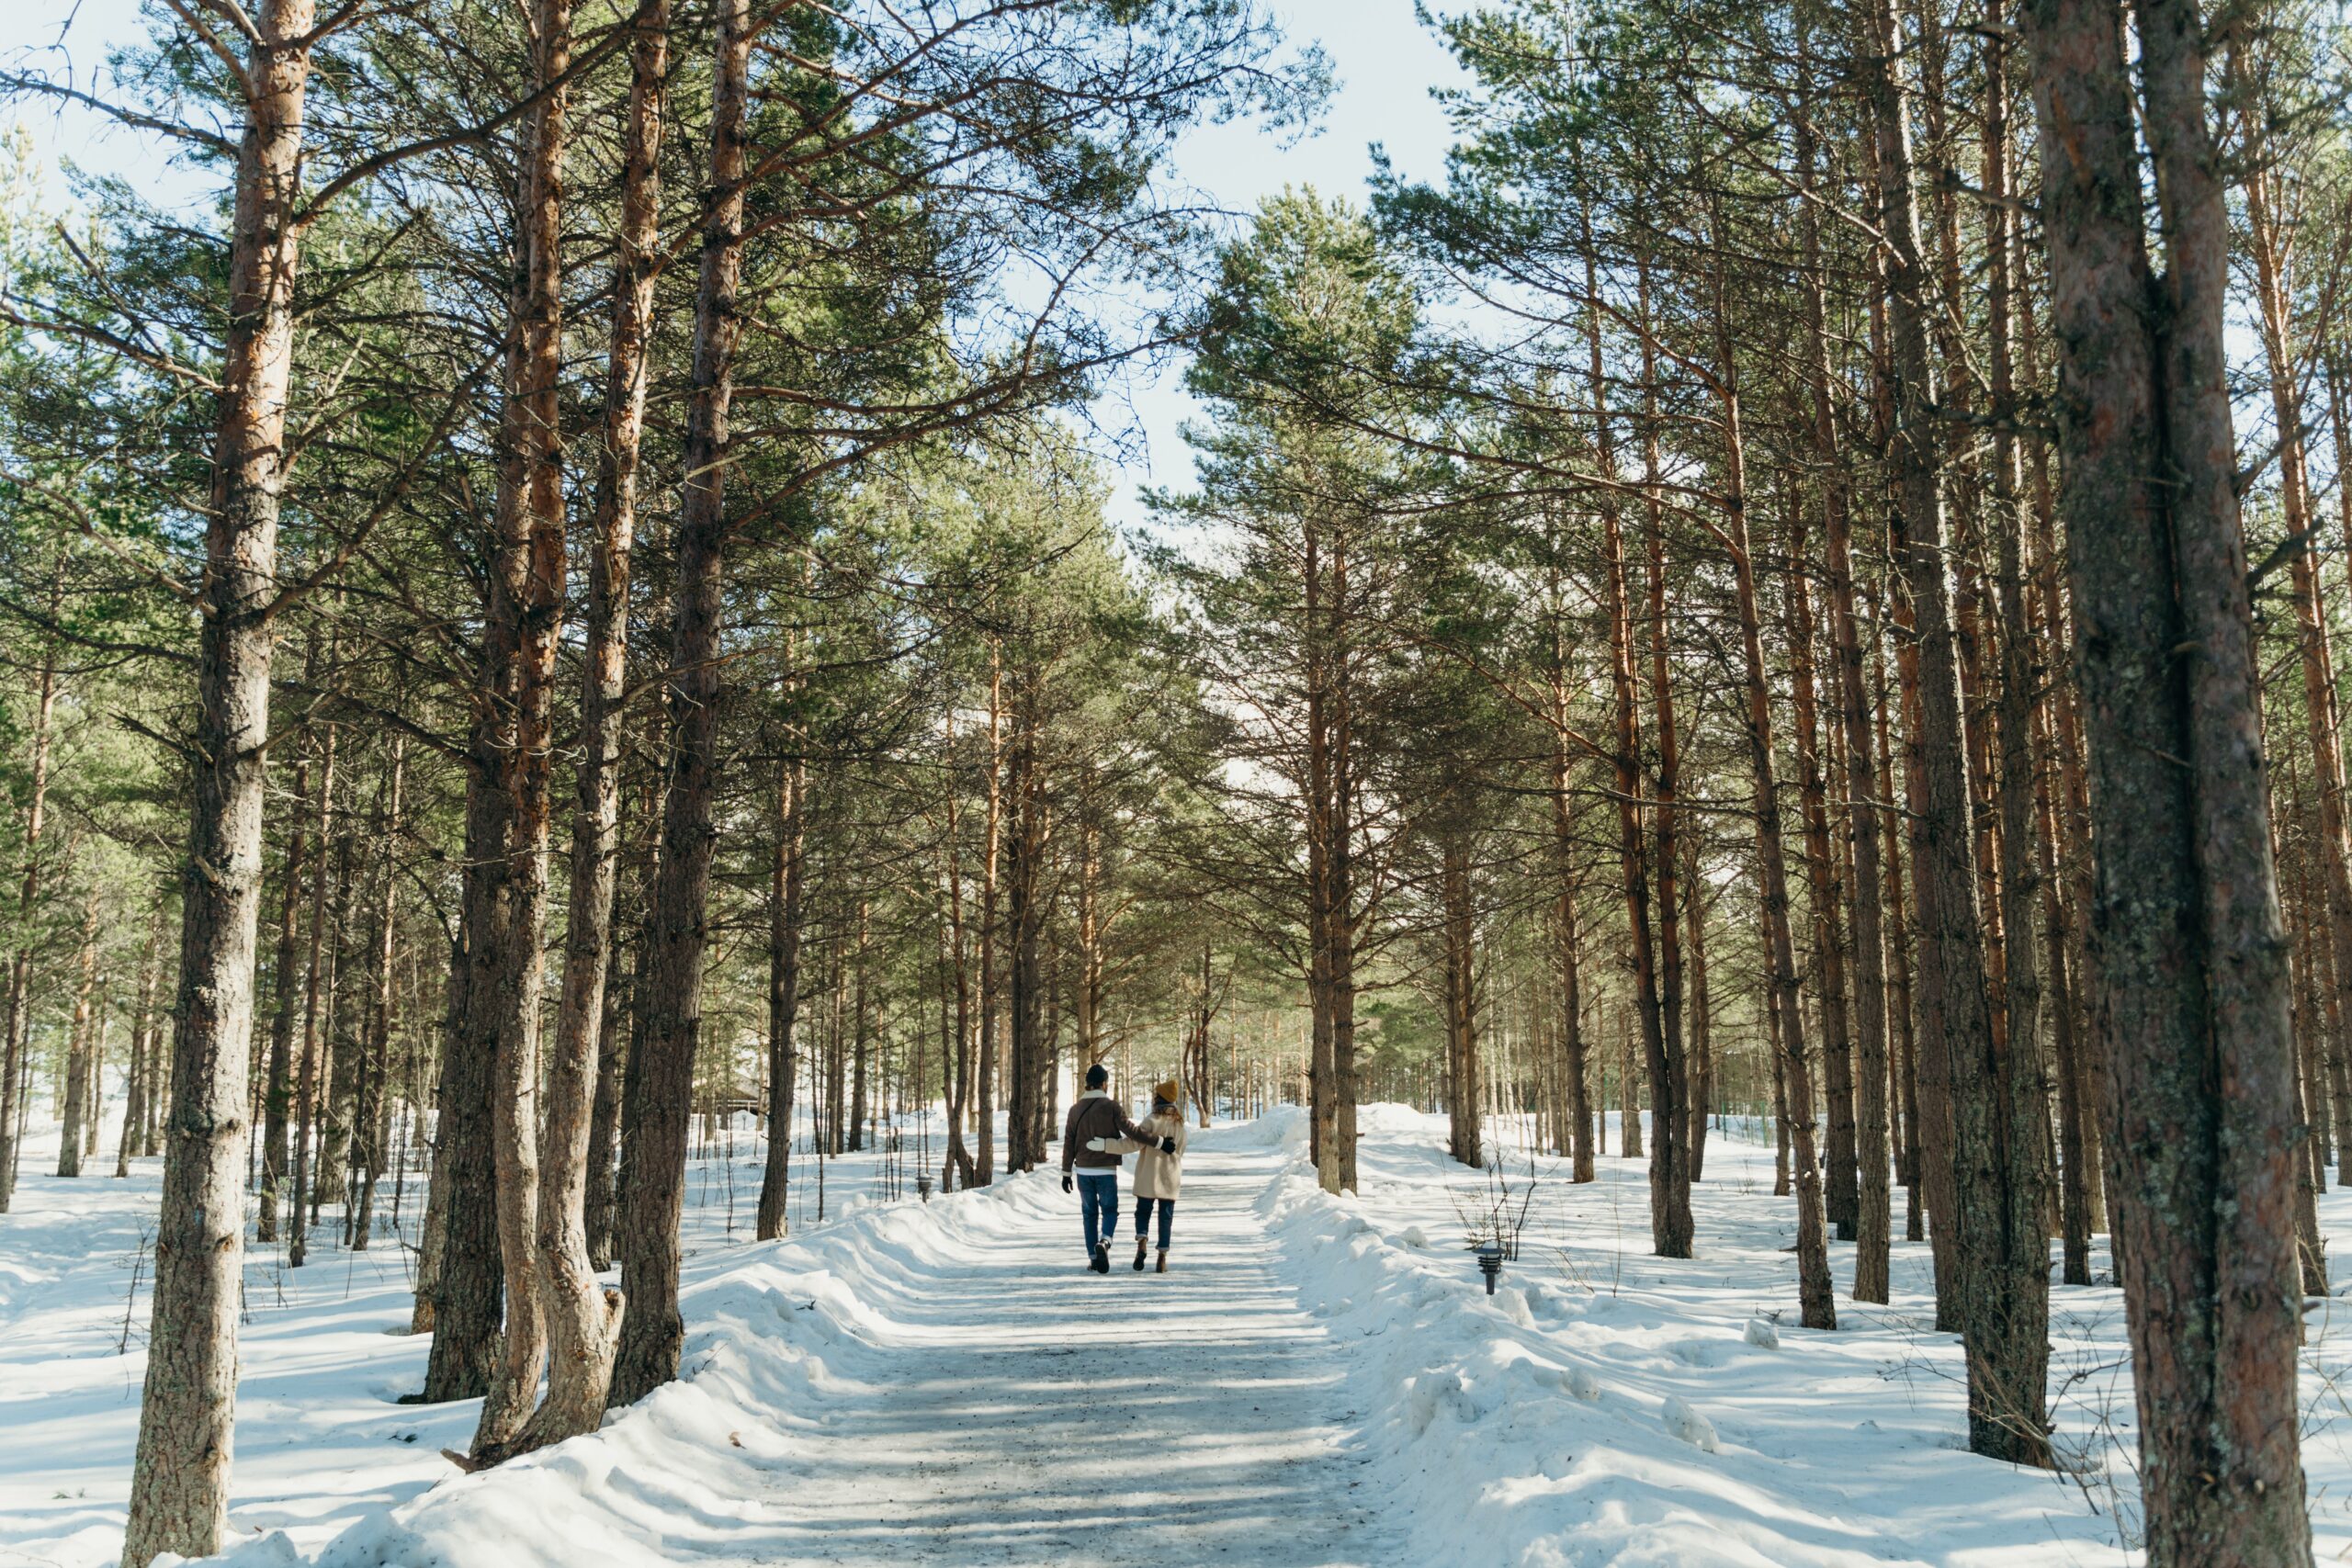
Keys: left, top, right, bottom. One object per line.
{"left": 1, "top": 0, "right": 1470, "bottom": 533}
{"left": 1105, "top": 2, "right": 1469, "bottom": 530}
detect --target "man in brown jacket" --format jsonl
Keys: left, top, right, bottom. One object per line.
{"left": 1060, "top": 1062, "right": 1173, "bottom": 1273}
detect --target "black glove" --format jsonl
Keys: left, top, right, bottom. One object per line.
{"left": 1061, "top": 1173, "right": 1074, "bottom": 1193}
{"left": 1160, "top": 1136, "right": 1178, "bottom": 1154}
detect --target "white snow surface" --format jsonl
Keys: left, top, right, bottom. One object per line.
{"left": 11, "top": 1100, "right": 2352, "bottom": 1565}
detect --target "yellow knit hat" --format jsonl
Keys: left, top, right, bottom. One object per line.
{"left": 1152, "top": 1079, "right": 1181, "bottom": 1109}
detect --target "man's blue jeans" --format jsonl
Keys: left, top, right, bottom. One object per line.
{"left": 1076, "top": 1170, "right": 1118, "bottom": 1256}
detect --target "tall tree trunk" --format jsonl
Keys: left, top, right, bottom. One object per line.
{"left": 2024, "top": 0, "right": 2312, "bottom": 1550}
{"left": 1614, "top": 255, "right": 1690, "bottom": 1250}
{"left": 0, "top": 567, "right": 59, "bottom": 1213}
{"left": 2244, "top": 77, "right": 2352, "bottom": 1245}
{"left": 939, "top": 713, "right": 976, "bottom": 1190}
{"left": 1328, "top": 531, "right": 1363, "bottom": 1194}
{"left": 1603, "top": 487, "right": 1687, "bottom": 1252}
{"left": 2022, "top": 301, "right": 2099, "bottom": 1280}
{"left": 122, "top": 2, "right": 315, "bottom": 1554}
{"left": 1768, "top": 970, "right": 1791, "bottom": 1196}
{"left": 123, "top": 996, "right": 145, "bottom": 1179}
{"left": 499, "top": 0, "right": 669, "bottom": 1457}
{"left": 1006, "top": 706, "right": 1046, "bottom": 1171}
{"left": 469, "top": 0, "right": 574, "bottom": 1456}
{"left": 57, "top": 895, "right": 98, "bottom": 1179}
{"left": 976, "top": 647, "right": 1001, "bottom": 1186}
{"left": 288, "top": 725, "right": 338, "bottom": 1264}
{"left": 851, "top": 897, "right": 874, "bottom": 1155}
{"left": 1708, "top": 246, "right": 1834, "bottom": 1330}
{"left": 1638, "top": 468, "right": 1692, "bottom": 1201}
{"left": 309, "top": 825, "right": 356, "bottom": 1224}
{"left": 1304, "top": 519, "right": 1340, "bottom": 1192}
{"left": 1442, "top": 831, "right": 1481, "bottom": 1168}
{"left": 2143, "top": 0, "right": 2312, "bottom": 1543}
{"left": 1984, "top": 0, "right": 2061, "bottom": 1393}
{"left": 1783, "top": 491, "right": 1859, "bottom": 1245}
{"left": 758, "top": 760, "right": 807, "bottom": 1239}
{"left": 256, "top": 740, "right": 310, "bottom": 1242}
{"left": 348, "top": 739, "right": 402, "bottom": 1248}
{"left": 1683, "top": 832, "right": 1716, "bottom": 1182}
{"left": 1801, "top": 62, "right": 1894, "bottom": 1289}
{"left": 612, "top": 0, "right": 751, "bottom": 1405}
{"left": 119, "top": 909, "right": 164, "bottom": 1178}
{"left": 1860, "top": 0, "right": 2043, "bottom": 1461}
{"left": 1871, "top": 585, "right": 1926, "bottom": 1243}
{"left": 583, "top": 964, "right": 628, "bottom": 1269}
{"left": 1549, "top": 655, "right": 1596, "bottom": 1184}
{"left": 422, "top": 761, "right": 509, "bottom": 1397}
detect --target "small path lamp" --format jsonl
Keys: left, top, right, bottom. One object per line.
{"left": 1475, "top": 1242, "right": 1506, "bottom": 1295}
{"left": 916, "top": 1173, "right": 933, "bottom": 1203}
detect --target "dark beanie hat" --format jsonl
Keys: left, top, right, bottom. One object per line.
{"left": 1085, "top": 1062, "right": 1110, "bottom": 1089}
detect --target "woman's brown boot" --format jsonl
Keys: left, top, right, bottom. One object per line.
{"left": 1155, "top": 1248, "right": 1169, "bottom": 1273}
{"left": 1132, "top": 1237, "right": 1148, "bottom": 1271}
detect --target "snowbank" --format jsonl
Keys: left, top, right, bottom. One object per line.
{"left": 209, "top": 1171, "right": 1072, "bottom": 1568}
{"left": 1188, "top": 1101, "right": 1307, "bottom": 1153}
{"left": 1255, "top": 1105, "right": 2197, "bottom": 1566}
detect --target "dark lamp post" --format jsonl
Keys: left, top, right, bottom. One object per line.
{"left": 916, "top": 1174, "right": 933, "bottom": 1202}
{"left": 1476, "top": 1243, "right": 1506, "bottom": 1295}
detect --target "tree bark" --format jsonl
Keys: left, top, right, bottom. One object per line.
{"left": 939, "top": 711, "right": 977, "bottom": 1190}
{"left": 1782, "top": 491, "right": 1859, "bottom": 1246}
{"left": 467, "top": 0, "right": 576, "bottom": 1455}
{"left": 758, "top": 760, "right": 807, "bottom": 1239}
{"left": 583, "top": 964, "right": 628, "bottom": 1269}
{"left": 499, "top": 0, "right": 668, "bottom": 1456}
{"left": 612, "top": 0, "right": 752, "bottom": 1405}
{"left": 57, "top": 896, "right": 99, "bottom": 1179}
{"left": 1860, "top": 0, "right": 2044, "bottom": 1461}
{"left": 1442, "top": 830, "right": 1481, "bottom": 1168}
{"left": 0, "top": 568, "right": 59, "bottom": 1213}
{"left": 1683, "top": 830, "right": 1715, "bottom": 1183}
{"left": 421, "top": 759, "right": 508, "bottom": 1398}
{"left": 119, "top": 910, "right": 163, "bottom": 1179}
{"left": 1615, "top": 255, "right": 1690, "bottom": 1249}
{"left": 2243, "top": 78, "right": 2352, "bottom": 1247}
{"left": 976, "top": 647, "right": 1002, "bottom": 1186}
{"left": 1304, "top": 517, "right": 1341, "bottom": 1192}
{"left": 2141, "top": 0, "right": 2314, "bottom": 1544}
{"left": 1005, "top": 696, "right": 1046, "bottom": 1170}
{"left": 288, "top": 724, "right": 338, "bottom": 1263}
{"left": 121, "top": 3, "right": 314, "bottom": 1555}
{"left": 256, "top": 738, "right": 310, "bottom": 1241}
{"left": 1709, "top": 243, "right": 1834, "bottom": 1330}
{"left": 2023, "top": 0, "right": 2312, "bottom": 1548}
{"left": 1800, "top": 73, "right": 1894, "bottom": 1289}
{"left": 1984, "top": 0, "right": 2061, "bottom": 1390}
{"left": 1548, "top": 655, "right": 1596, "bottom": 1184}
{"left": 347, "top": 739, "right": 402, "bottom": 1248}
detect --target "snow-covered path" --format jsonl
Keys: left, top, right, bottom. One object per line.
{"left": 724, "top": 1143, "right": 1387, "bottom": 1566}
{"left": 32, "top": 1104, "right": 2352, "bottom": 1565}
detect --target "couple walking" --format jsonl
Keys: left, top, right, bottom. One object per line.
{"left": 1059, "top": 1062, "right": 1189, "bottom": 1274}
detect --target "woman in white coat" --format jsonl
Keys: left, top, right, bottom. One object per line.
{"left": 1090, "top": 1079, "right": 1188, "bottom": 1271}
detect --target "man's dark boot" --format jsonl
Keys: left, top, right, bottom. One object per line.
{"left": 1133, "top": 1237, "right": 1148, "bottom": 1271}
{"left": 1091, "top": 1244, "right": 1110, "bottom": 1274}
{"left": 1156, "top": 1249, "right": 1169, "bottom": 1274}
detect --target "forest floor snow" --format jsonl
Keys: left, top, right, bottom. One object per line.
{"left": 10, "top": 1103, "right": 2352, "bottom": 1564}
